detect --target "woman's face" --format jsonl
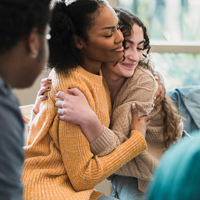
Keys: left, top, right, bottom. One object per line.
{"left": 102, "top": 23, "right": 144, "bottom": 79}
{"left": 81, "top": 4, "right": 124, "bottom": 74}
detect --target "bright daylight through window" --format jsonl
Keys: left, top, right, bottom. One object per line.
{"left": 118, "top": 0, "right": 200, "bottom": 90}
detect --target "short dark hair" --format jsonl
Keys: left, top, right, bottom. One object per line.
{"left": 48, "top": 0, "right": 108, "bottom": 74}
{"left": 0, "top": 0, "right": 51, "bottom": 54}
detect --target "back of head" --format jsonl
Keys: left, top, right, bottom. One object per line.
{"left": 48, "top": 0, "right": 108, "bottom": 74}
{"left": 0, "top": 0, "right": 51, "bottom": 54}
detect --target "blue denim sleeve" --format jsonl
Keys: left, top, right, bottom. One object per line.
{"left": 167, "top": 86, "right": 200, "bottom": 133}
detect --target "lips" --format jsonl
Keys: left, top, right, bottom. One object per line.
{"left": 121, "top": 63, "right": 136, "bottom": 68}
{"left": 111, "top": 46, "right": 124, "bottom": 52}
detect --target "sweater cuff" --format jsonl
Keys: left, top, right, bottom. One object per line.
{"left": 130, "top": 130, "right": 147, "bottom": 153}
{"left": 90, "top": 126, "right": 115, "bottom": 155}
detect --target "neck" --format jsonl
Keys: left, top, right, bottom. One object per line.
{"left": 102, "top": 64, "right": 126, "bottom": 103}
{"left": 82, "top": 58, "right": 102, "bottom": 75}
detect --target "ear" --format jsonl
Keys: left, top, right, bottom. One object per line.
{"left": 73, "top": 34, "right": 84, "bottom": 50}
{"left": 26, "top": 27, "right": 40, "bottom": 58}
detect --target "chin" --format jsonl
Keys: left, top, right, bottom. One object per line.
{"left": 125, "top": 71, "right": 135, "bottom": 78}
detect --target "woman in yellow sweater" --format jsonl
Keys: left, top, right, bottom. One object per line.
{"left": 36, "top": 7, "right": 183, "bottom": 200}
{"left": 22, "top": 1, "right": 151, "bottom": 200}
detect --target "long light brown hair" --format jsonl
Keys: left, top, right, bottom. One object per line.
{"left": 115, "top": 8, "right": 183, "bottom": 147}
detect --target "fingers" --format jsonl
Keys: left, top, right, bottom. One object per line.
{"left": 131, "top": 103, "right": 138, "bottom": 120}
{"left": 41, "top": 78, "right": 52, "bottom": 87}
{"left": 154, "top": 85, "right": 161, "bottom": 100}
{"left": 38, "top": 86, "right": 50, "bottom": 96}
{"left": 145, "top": 114, "right": 152, "bottom": 122}
{"left": 57, "top": 108, "right": 65, "bottom": 115}
{"left": 55, "top": 100, "right": 65, "bottom": 109}
{"left": 33, "top": 95, "right": 48, "bottom": 114}
{"left": 55, "top": 91, "right": 69, "bottom": 100}
{"left": 67, "top": 88, "right": 84, "bottom": 97}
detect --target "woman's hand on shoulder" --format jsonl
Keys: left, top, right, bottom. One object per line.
{"left": 131, "top": 103, "right": 151, "bottom": 138}
{"left": 55, "top": 88, "right": 92, "bottom": 125}
{"left": 153, "top": 71, "right": 166, "bottom": 107}
{"left": 33, "top": 78, "right": 51, "bottom": 114}
{"left": 55, "top": 88, "right": 103, "bottom": 143}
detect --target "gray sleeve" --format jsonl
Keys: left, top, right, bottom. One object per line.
{"left": 0, "top": 92, "right": 24, "bottom": 200}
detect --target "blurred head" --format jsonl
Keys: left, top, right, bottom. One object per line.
{"left": 0, "top": 0, "right": 51, "bottom": 88}
{"left": 48, "top": 0, "right": 124, "bottom": 75}
{"left": 102, "top": 8, "right": 151, "bottom": 80}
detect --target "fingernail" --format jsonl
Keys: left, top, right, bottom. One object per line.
{"left": 132, "top": 103, "right": 136, "bottom": 109}
{"left": 153, "top": 103, "right": 155, "bottom": 107}
{"left": 154, "top": 97, "right": 157, "bottom": 100}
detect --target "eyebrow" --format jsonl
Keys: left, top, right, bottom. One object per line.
{"left": 101, "top": 26, "right": 115, "bottom": 30}
{"left": 126, "top": 40, "right": 145, "bottom": 45}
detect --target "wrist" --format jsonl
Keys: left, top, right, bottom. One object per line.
{"left": 80, "top": 110, "right": 104, "bottom": 143}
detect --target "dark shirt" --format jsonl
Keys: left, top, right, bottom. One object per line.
{"left": 0, "top": 76, "right": 24, "bottom": 200}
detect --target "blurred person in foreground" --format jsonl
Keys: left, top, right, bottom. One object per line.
{"left": 145, "top": 130, "right": 200, "bottom": 200}
{"left": 0, "top": 0, "right": 51, "bottom": 199}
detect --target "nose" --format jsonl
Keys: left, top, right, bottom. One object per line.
{"left": 126, "top": 48, "right": 140, "bottom": 62}
{"left": 115, "top": 29, "right": 124, "bottom": 44}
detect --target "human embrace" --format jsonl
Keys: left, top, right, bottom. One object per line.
{"left": 22, "top": 1, "right": 183, "bottom": 200}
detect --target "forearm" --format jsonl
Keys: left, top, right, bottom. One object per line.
{"left": 90, "top": 126, "right": 121, "bottom": 156}
{"left": 59, "top": 120, "right": 147, "bottom": 192}
{"left": 79, "top": 110, "right": 104, "bottom": 143}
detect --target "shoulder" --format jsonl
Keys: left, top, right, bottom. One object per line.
{"left": 123, "top": 66, "right": 157, "bottom": 93}
{"left": 132, "top": 66, "right": 155, "bottom": 84}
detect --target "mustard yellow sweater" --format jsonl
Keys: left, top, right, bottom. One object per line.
{"left": 22, "top": 66, "right": 147, "bottom": 200}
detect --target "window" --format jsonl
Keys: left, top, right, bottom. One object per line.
{"left": 118, "top": 0, "right": 200, "bottom": 90}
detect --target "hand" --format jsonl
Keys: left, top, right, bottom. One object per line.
{"left": 55, "top": 88, "right": 104, "bottom": 143}
{"left": 33, "top": 78, "right": 51, "bottom": 114}
{"left": 55, "top": 88, "right": 93, "bottom": 126}
{"left": 153, "top": 71, "right": 166, "bottom": 107}
{"left": 131, "top": 103, "right": 151, "bottom": 138}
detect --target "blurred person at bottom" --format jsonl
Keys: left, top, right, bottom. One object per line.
{"left": 146, "top": 130, "right": 200, "bottom": 200}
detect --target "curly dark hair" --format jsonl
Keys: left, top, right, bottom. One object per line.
{"left": 116, "top": 8, "right": 183, "bottom": 147}
{"left": 48, "top": 0, "right": 108, "bottom": 74}
{"left": 114, "top": 8, "right": 151, "bottom": 58}
{"left": 0, "top": 0, "right": 51, "bottom": 54}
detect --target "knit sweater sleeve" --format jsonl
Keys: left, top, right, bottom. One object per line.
{"left": 91, "top": 67, "right": 159, "bottom": 180}
{"left": 59, "top": 120, "right": 147, "bottom": 191}
{"left": 55, "top": 69, "right": 147, "bottom": 192}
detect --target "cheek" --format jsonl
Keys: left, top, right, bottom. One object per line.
{"left": 138, "top": 52, "right": 143, "bottom": 61}
{"left": 95, "top": 39, "right": 114, "bottom": 52}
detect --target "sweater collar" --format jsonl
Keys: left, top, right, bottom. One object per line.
{"left": 77, "top": 66, "right": 103, "bottom": 85}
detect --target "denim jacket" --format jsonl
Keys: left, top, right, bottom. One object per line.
{"left": 167, "top": 86, "right": 200, "bottom": 134}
